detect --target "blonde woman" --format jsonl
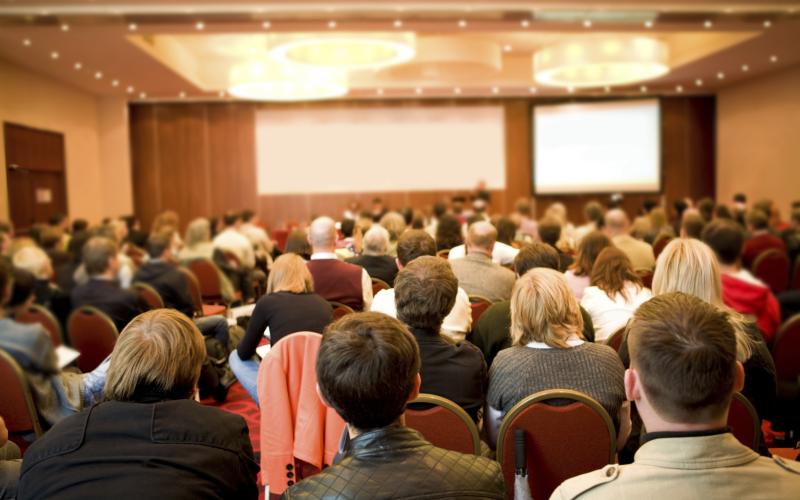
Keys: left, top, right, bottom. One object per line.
{"left": 229, "top": 253, "right": 333, "bottom": 403}
{"left": 647, "top": 238, "right": 776, "bottom": 423}
{"left": 486, "top": 268, "right": 629, "bottom": 450}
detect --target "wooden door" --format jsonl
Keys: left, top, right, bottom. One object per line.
{"left": 4, "top": 123, "right": 67, "bottom": 232}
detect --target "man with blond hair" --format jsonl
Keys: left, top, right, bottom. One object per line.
{"left": 551, "top": 293, "right": 800, "bottom": 499}
{"left": 450, "top": 221, "right": 516, "bottom": 302}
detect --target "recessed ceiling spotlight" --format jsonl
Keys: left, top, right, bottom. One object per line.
{"left": 717, "top": 72, "right": 725, "bottom": 79}
{"left": 704, "top": 20, "right": 713, "bottom": 29}
{"left": 640, "top": 85, "right": 647, "bottom": 93}
{"left": 503, "top": 44, "right": 512, "bottom": 53}
{"left": 583, "top": 19, "right": 592, "bottom": 28}
{"left": 60, "top": 23, "right": 70, "bottom": 32}
{"left": 22, "top": 38, "right": 31, "bottom": 47}
{"left": 195, "top": 21, "right": 205, "bottom": 31}
{"left": 521, "top": 19, "right": 530, "bottom": 28}
{"left": 567, "top": 86, "right": 576, "bottom": 94}
{"left": 262, "top": 21, "right": 271, "bottom": 29}
{"left": 763, "top": 20, "right": 772, "bottom": 28}
{"left": 327, "top": 20, "right": 337, "bottom": 29}
{"left": 128, "top": 22, "right": 137, "bottom": 31}
{"left": 453, "top": 87, "right": 462, "bottom": 94}
{"left": 724, "top": 8, "right": 734, "bottom": 14}
{"left": 676, "top": 85, "right": 684, "bottom": 93}
{"left": 458, "top": 19, "right": 467, "bottom": 28}
{"left": 393, "top": 19, "right": 403, "bottom": 28}
{"left": 126, "top": 86, "right": 134, "bottom": 93}
{"left": 94, "top": 71, "right": 103, "bottom": 79}
{"left": 73, "top": 62, "right": 82, "bottom": 70}
{"left": 179, "top": 91, "right": 186, "bottom": 98}
{"left": 415, "top": 87, "right": 423, "bottom": 95}
{"left": 644, "top": 20, "right": 654, "bottom": 28}
{"left": 111, "top": 79, "right": 119, "bottom": 87}
{"left": 139, "top": 92, "right": 147, "bottom": 99}
{"left": 604, "top": 85, "right": 611, "bottom": 93}
{"left": 769, "top": 54, "right": 778, "bottom": 63}
{"left": 741, "top": 64, "right": 749, "bottom": 72}
{"left": 50, "top": 51, "right": 59, "bottom": 60}
{"left": 491, "top": 86, "right": 500, "bottom": 94}
{"left": 218, "top": 90, "right": 226, "bottom": 97}
{"left": 376, "top": 88, "right": 384, "bottom": 95}
{"left": 695, "top": 78, "right": 703, "bottom": 87}
{"left": 528, "top": 86, "right": 537, "bottom": 94}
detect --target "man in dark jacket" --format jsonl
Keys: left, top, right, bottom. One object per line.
{"left": 283, "top": 312, "right": 504, "bottom": 499}
{"left": 133, "top": 229, "right": 194, "bottom": 318}
{"left": 346, "top": 225, "right": 398, "bottom": 285}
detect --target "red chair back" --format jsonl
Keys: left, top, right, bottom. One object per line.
{"left": 604, "top": 326, "right": 626, "bottom": 352}
{"left": 752, "top": 249, "right": 790, "bottom": 294}
{"left": 436, "top": 249, "right": 450, "bottom": 260}
{"left": 185, "top": 258, "right": 225, "bottom": 303}
{"left": 132, "top": 282, "right": 164, "bottom": 310}
{"left": 497, "top": 389, "right": 616, "bottom": 500}
{"left": 728, "top": 393, "right": 760, "bottom": 451}
{"left": 405, "top": 393, "right": 481, "bottom": 455}
{"left": 791, "top": 256, "right": 800, "bottom": 290}
{"left": 652, "top": 235, "right": 673, "bottom": 259}
{"left": 772, "top": 314, "right": 800, "bottom": 388}
{"left": 329, "top": 301, "right": 355, "bottom": 320}
{"left": 0, "top": 349, "right": 44, "bottom": 442}
{"left": 67, "top": 306, "right": 118, "bottom": 372}
{"left": 371, "top": 277, "right": 390, "bottom": 296}
{"left": 15, "top": 304, "right": 63, "bottom": 347}
{"left": 271, "top": 229, "right": 290, "bottom": 253}
{"left": 469, "top": 295, "right": 492, "bottom": 325}
{"left": 637, "top": 270, "right": 653, "bottom": 289}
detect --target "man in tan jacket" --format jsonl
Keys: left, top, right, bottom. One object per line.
{"left": 551, "top": 293, "right": 800, "bottom": 500}
{"left": 604, "top": 209, "right": 655, "bottom": 272}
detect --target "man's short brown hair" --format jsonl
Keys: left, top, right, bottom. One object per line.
{"left": 317, "top": 312, "right": 420, "bottom": 430}
{"left": 394, "top": 256, "right": 457, "bottom": 330}
{"left": 537, "top": 216, "right": 562, "bottom": 246}
{"left": 82, "top": 236, "right": 117, "bottom": 276}
{"left": 396, "top": 230, "right": 437, "bottom": 266}
{"left": 514, "top": 242, "right": 559, "bottom": 275}
{"left": 628, "top": 292, "right": 738, "bottom": 423}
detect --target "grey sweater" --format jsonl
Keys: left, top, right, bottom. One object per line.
{"left": 487, "top": 342, "right": 625, "bottom": 428}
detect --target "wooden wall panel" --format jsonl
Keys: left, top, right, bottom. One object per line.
{"left": 130, "top": 96, "right": 715, "bottom": 232}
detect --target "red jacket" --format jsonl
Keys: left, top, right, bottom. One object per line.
{"left": 721, "top": 273, "right": 781, "bottom": 344}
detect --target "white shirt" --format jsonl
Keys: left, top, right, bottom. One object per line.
{"left": 311, "top": 252, "right": 373, "bottom": 311}
{"left": 370, "top": 286, "right": 472, "bottom": 340}
{"left": 580, "top": 283, "right": 653, "bottom": 342}
{"left": 213, "top": 227, "right": 255, "bottom": 268}
{"left": 448, "top": 241, "right": 519, "bottom": 266}
{"left": 240, "top": 222, "right": 273, "bottom": 253}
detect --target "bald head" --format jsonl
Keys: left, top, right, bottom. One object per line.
{"left": 309, "top": 216, "right": 337, "bottom": 252}
{"left": 604, "top": 209, "right": 630, "bottom": 236}
{"left": 467, "top": 221, "right": 497, "bottom": 255}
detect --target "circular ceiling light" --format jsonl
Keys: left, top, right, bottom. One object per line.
{"left": 381, "top": 36, "right": 502, "bottom": 83}
{"left": 227, "top": 60, "right": 348, "bottom": 101}
{"left": 533, "top": 37, "right": 669, "bottom": 88}
{"left": 269, "top": 33, "right": 415, "bottom": 70}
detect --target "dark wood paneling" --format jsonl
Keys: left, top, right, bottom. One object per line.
{"left": 129, "top": 96, "right": 715, "bottom": 231}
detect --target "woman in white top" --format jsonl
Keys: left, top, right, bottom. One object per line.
{"left": 564, "top": 231, "right": 612, "bottom": 301}
{"left": 580, "top": 247, "right": 652, "bottom": 341}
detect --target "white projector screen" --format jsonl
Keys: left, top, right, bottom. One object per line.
{"left": 255, "top": 106, "right": 506, "bottom": 195}
{"left": 533, "top": 99, "right": 661, "bottom": 194}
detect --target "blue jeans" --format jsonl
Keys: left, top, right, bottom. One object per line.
{"left": 228, "top": 350, "right": 260, "bottom": 405}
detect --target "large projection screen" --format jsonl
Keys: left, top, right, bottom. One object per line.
{"left": 255, "top": 106, "right": 506, "bottom": 195}
{"left": 533, "top": 99, "right": 661, "bottom": 194}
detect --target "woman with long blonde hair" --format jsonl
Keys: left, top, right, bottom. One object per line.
{"left": 229, "top": 253, "right": 333, "bottom": 403}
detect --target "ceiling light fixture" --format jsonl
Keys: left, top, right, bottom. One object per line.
{"left": 741, "top": 64, "right": 749, "bottom": 72}
{"left": 270, "top": 33, "right": 416, "bottom": 70}
{"left": 126, "top": 86, "right": 134, "bottom": 93}
{"left": 763, "top": 20, "right": 772, "bottom": 28}
{"left": 327, "top": 20, "right": 337, "bottom": 29}
{"left": 376, "top": 88, "right": 384, "bottom": 95}
{"left": 640, "top": 85, "right": 647, "bottom": 93}
{"left": 521, "top": 19, "right": 530, "bottom": 28}
{"left": 22, "top": 38, "right": 31, "bottom": 47}
{"left": 533, "top": 37, "right": 669, "bottom": 88}
{"left": 227, "top": 60, "right": 348, "bottom": 101}
{"left": 128, "top": 22, "right": 137, "bottom": 31}
{"left": 491, "top": 86, "right": 499, "bottom": 94}
{"left": 393, "top": 19, "right": 403, "bottom": 28}
{"left": 676, "top": 85, "right": 683, "bottom": 93}
{"left": 111, "top": 79, "right": 119, "bottom": 87}
{"left": 195, "top": 21, "right": 205, "bottom": 31}
{"left": 695, "top": 78, "right": 703, "bottom": 87}
{"left": 769, "top": 55, "right": 778, "bottom": 63}
{"left": 703, "top": 20, "right": 713, "bottom": 29}
{"left": 50, "top": 51, "right": 59, "bottom": 59}
{"left": 139, "top": 92, "right": 147, "bottom": 99}
{"left": 644, "top": 20, "right": 653, "bottom": 29}
{"left": 74, "top": 62, "right": 82, "bottom": 70}
{"left": 503, "top": 44, "right": 512, "bottom": 53}
{"left": 60, "top": 23, "right": 69, "bottom": 32}
{"left": 415, "top": 87, "right": 423, "bottom": 95}
{"left": 218, "top": 90, "right": 226, "bottom": 97}
{"left": 95, "top": 71, "right": 103, "bottom": 79}
{"left": 604, "top": 86, "right": 611, "bottom": 93}
{"left": 262, "top": 21, "right": 271, "bottom": 29}
{"left": 458, "top": 19, "right": 467, "bottom": 28}
{"left": 583, "top": 19, "right": 592, "bottom": 28}
{"left": 567, "top": 86, "right": 575, "bottom": 94}
{"left": 179, "top": 91, "right": 186, "bottom": 98}
{"left": 717, "top": 72, "right": 725, "bottom": 79}
{"left": 454, "top": 87, "right": 462, "bottom": 94}
{"left": 528, "top": 86, "right": 537, "bottom": 94}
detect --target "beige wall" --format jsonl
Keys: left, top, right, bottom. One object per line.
{"left": 717, "top": 65, "right": 800, "bottom": 218}
{"left": 0, "top": 59, "right": 132, "bottom": 224}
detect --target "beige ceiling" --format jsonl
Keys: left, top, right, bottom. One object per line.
{"left": 0, "top": 1, "right": 798, "bottom": 101}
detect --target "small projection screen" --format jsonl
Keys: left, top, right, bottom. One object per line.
{"left": 255, "top": 106, "right": 506, "bottom": 195}
{"left": 533, "top": 99, "right": 661, "bottom": 194}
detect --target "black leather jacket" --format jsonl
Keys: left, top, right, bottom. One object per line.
{"left": 283, "top": 425, "right": 505, "bottom": 499}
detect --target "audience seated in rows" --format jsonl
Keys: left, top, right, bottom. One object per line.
{"left": 18, "top": 309, "right": 259, "bottom": 500}
{"left": 702, "top": 220, "right": 782, "bottom": 343}
{"left": 394, "top": 256, "right": 486, "bottom": 421}
{"left": 580, "top": 247, "right": 653, "bottom": 342}
{"left": 470, "top": 243, "right": 596, "bottom": 368}
{"left": 283, "top": 312, "right": 504, "bottom": 499}
{"left": 307, "top": 217, "right": 372, "bottom": 311}
{"left": 378, "top": 211, "right": 407, "bottom": 258}
{"left": 450, "top": 221, "right": 516, "bottom": 302}
{"left": 433, "top": 213, "right": 464, "bottom": 251}
{"left": 345, "top": 225, "right": 398, "bottom": 286}
{"left": 371, "top": 230, "right": 471, "bottom": 341}
{"left": 486, "top": 267, "right": 629, "bottom": 450}
{"left": 12, "top": 245, "right": 71, "bottom": 328}
{"left": 178, "top": 217, "right": 237, "bottom": 303}
{"left": 0, "top": 260, "right": 107, "bottom": 426}
{"left": 134, "top": 229, "right": 194, "bottom": 318}
{"left": 681, "top": 210, "right": 706, "bottom": 239}
{"left": 446, "top": 231, "right": 520, "bottom": 266}
{"left": 538, "top": 216, "right": 575, "bottom": 272}
{"left": 741, "top": 209, "right": 787, "bottom": 270}
{"left": 565, "top": 231, "right": 613, "bottom": 301}
{"left": 573, "top": 200, "right": 605, "bottom": 243}
{"left": 552, "top": 293, "right": 800, "bottom": 499}
{"left": 604, "top": 209, "right": 655, "bottom": 272}
{"left": 230, "top": 253, "right": 332, "bottom": 403}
